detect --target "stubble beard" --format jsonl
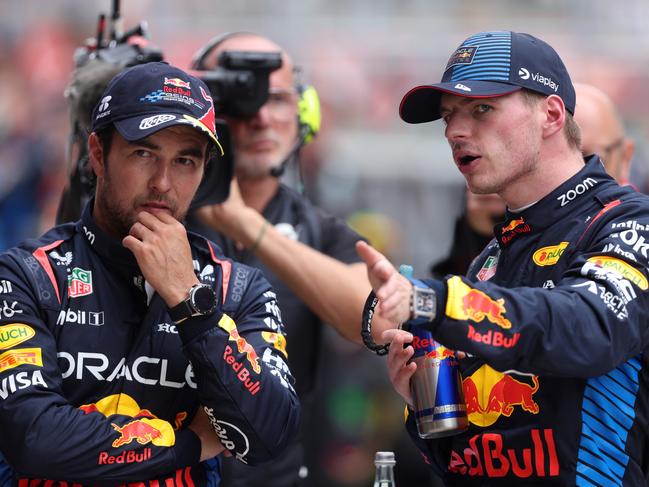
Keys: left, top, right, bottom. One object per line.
{"left": 96, "top": 172, "right": 183, "bottom": 240}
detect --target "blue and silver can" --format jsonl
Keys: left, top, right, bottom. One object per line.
{"left": 408, "top": 324, "right": 468, "bottom": 439}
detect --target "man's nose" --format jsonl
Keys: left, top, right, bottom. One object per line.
{"left": 150, "top": 162, "right": 172, "bottom": 193}
{"left": 249, "top": 103, "right": 273, "bottom": 128}
{"left": 444, "top": 114, "right": 472, "bottom": 142}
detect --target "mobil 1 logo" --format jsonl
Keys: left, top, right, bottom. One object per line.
{"left": 56, "top": 309, "right": 104, "bottom": 326}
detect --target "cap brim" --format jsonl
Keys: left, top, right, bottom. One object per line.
{"left": 114, "top": 113, "right": 224, "bottom": 156}
{"left": 399, "top": 81, "right": 522, "bottom": 124}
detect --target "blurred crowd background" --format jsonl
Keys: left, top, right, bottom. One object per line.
{"left": 1, "top": 1, "right": 648, "bottom": 485}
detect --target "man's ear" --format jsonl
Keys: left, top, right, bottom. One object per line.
{"left": 88, "top": 132, "right": 105, "bottom": 179}
{"left": 541, "top": 94, "right": 566, "bottom": 140}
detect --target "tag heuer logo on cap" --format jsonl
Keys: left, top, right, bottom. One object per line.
{"left": 454, "top": 83, "right": 472, "bottom": 92}
{"left": 445, "top": 46, "right": 479, "bottom": 70}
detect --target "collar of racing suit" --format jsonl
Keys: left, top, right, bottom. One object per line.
{"left": 76, "top": 199, "right": 141, "bottom": 273}
{"left": 494, "top": 156, "right": 618, "bottom": 247}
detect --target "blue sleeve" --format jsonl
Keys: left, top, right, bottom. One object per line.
{"left": 419, "top": 204, "right": 649, "bottom": 377}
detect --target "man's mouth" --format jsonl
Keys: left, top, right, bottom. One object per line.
{"left": 139, "top": 202, "right": 171, "bottom": 213}
{"left": 458, "top": 155, "right": 480, "bottom": 166}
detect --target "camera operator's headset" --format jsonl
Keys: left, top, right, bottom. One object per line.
{"left": 191, "top": 32, "right": 321, "bottom": 177}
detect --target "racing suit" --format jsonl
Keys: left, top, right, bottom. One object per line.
{"left": 406, "top": 157, "right": 649, "bottom": 486}
{"left": 187, "top": 183, "right": 364, "bottom": 487}
{"left": 0, "top": 201, "right": 301, "bottom": 485}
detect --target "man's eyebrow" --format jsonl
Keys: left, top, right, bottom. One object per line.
{"left": 177, "top": 146, "right": 206, "bottom": 159}
{"left": 128, "top": 139, "right": 206, "bottom": 158}
{"left": 128, "top": 138, "right": 160, "bottom": 151}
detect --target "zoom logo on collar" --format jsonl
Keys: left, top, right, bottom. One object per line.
{"left": 557, "top": 177, "right": 598, "bottom": 207}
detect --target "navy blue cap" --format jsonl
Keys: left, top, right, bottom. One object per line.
{"left": 91, "top": 61, "right": 223, "bottom": 154}
{"left": 400, "top": 31, "right": 576, "bottom": 124}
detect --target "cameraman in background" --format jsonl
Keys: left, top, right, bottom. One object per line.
{"left": 187, "top": 32, "right": 381, "bottom": 487}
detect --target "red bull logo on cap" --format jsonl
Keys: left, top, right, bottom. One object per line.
{"left": 164, "top": 77, "right": 191, "bottom": 89}
{"left": 462, "top": 365, "right": 539, "bottom": 427}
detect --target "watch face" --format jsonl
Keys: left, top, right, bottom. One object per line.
{"left": 191, "top": 285, "right": 217, "bottom": 314}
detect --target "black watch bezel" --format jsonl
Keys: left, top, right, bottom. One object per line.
{"left": 190, "top": 284, "right": 218, "bottom": 315}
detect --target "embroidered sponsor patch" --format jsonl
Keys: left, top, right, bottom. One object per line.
{"left": 446, "top": 46, "right": 479, "bottom": 70}
{"left": 68, "top": 267, "right": 93, "bottom": 298}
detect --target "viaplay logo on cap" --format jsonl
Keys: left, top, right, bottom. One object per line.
{"left": 518, "top": 67, "right": 559, "bottom": 93}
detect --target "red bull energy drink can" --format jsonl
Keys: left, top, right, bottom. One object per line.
{"left": 407, "top": 325, "right": 468, "bottom": 438}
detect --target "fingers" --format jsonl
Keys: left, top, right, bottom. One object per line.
{"left": 384, "top": 328, "right": 416, "bottom": 405}
{"left": 355, "top": 241, "right": 387, "bottom": 269}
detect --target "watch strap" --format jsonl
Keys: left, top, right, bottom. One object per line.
{"left": 169, "top": 298, "right": 194, "bottom": 324}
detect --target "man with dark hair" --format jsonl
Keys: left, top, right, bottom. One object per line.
{"left": 0, "top": 62, "right": 300, "bottom": 486}
{"left": 359, "top": 31, "right": 649, "bottom": 486}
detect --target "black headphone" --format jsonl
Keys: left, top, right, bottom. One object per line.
{"left": 191, "top": 32, "right": 321, "bottom": 153}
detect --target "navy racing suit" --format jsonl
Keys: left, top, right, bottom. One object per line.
{"left": 0, "top": 202, "right": 300, "bottom": 485}
{"left": 405, "top": 157, "right": 649, "bottom": 486}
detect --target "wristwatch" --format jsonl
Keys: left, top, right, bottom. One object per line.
{"left": 168, "top": 283, "right": 217, "bottom": 324}
{"left": 410, "top": 281, "right": 437, "bottom": 321}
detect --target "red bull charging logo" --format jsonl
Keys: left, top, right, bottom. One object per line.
{"left": 462, "top": 365, "right": 539, "bottom": 427}
{"left": 426, "top": 346, "right": 456, "bottom": 360}
{"left": 111, "top": 419, "right": 163, "bottom": 448}
{"left": 501, "top": 218, "right": 525, "bottom": 234}
{"left": 446, "top": 277, "right": 512, "bottom": 330}
{"left": 78, "top": 393, "right": 176, "bottom": 459}
{"left": 219, "top": 315, "right": 261, "bottom": 373}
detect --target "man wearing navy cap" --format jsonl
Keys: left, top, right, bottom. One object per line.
{"left": 358, "top": 31, "right": 649, "bottom": 485}
{"left": 0, "top": 62, "right": 300, "bottom": 485}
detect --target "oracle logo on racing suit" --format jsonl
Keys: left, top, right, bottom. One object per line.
{"left": 57, "top": 352, "right": 197, "bottom": 389}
